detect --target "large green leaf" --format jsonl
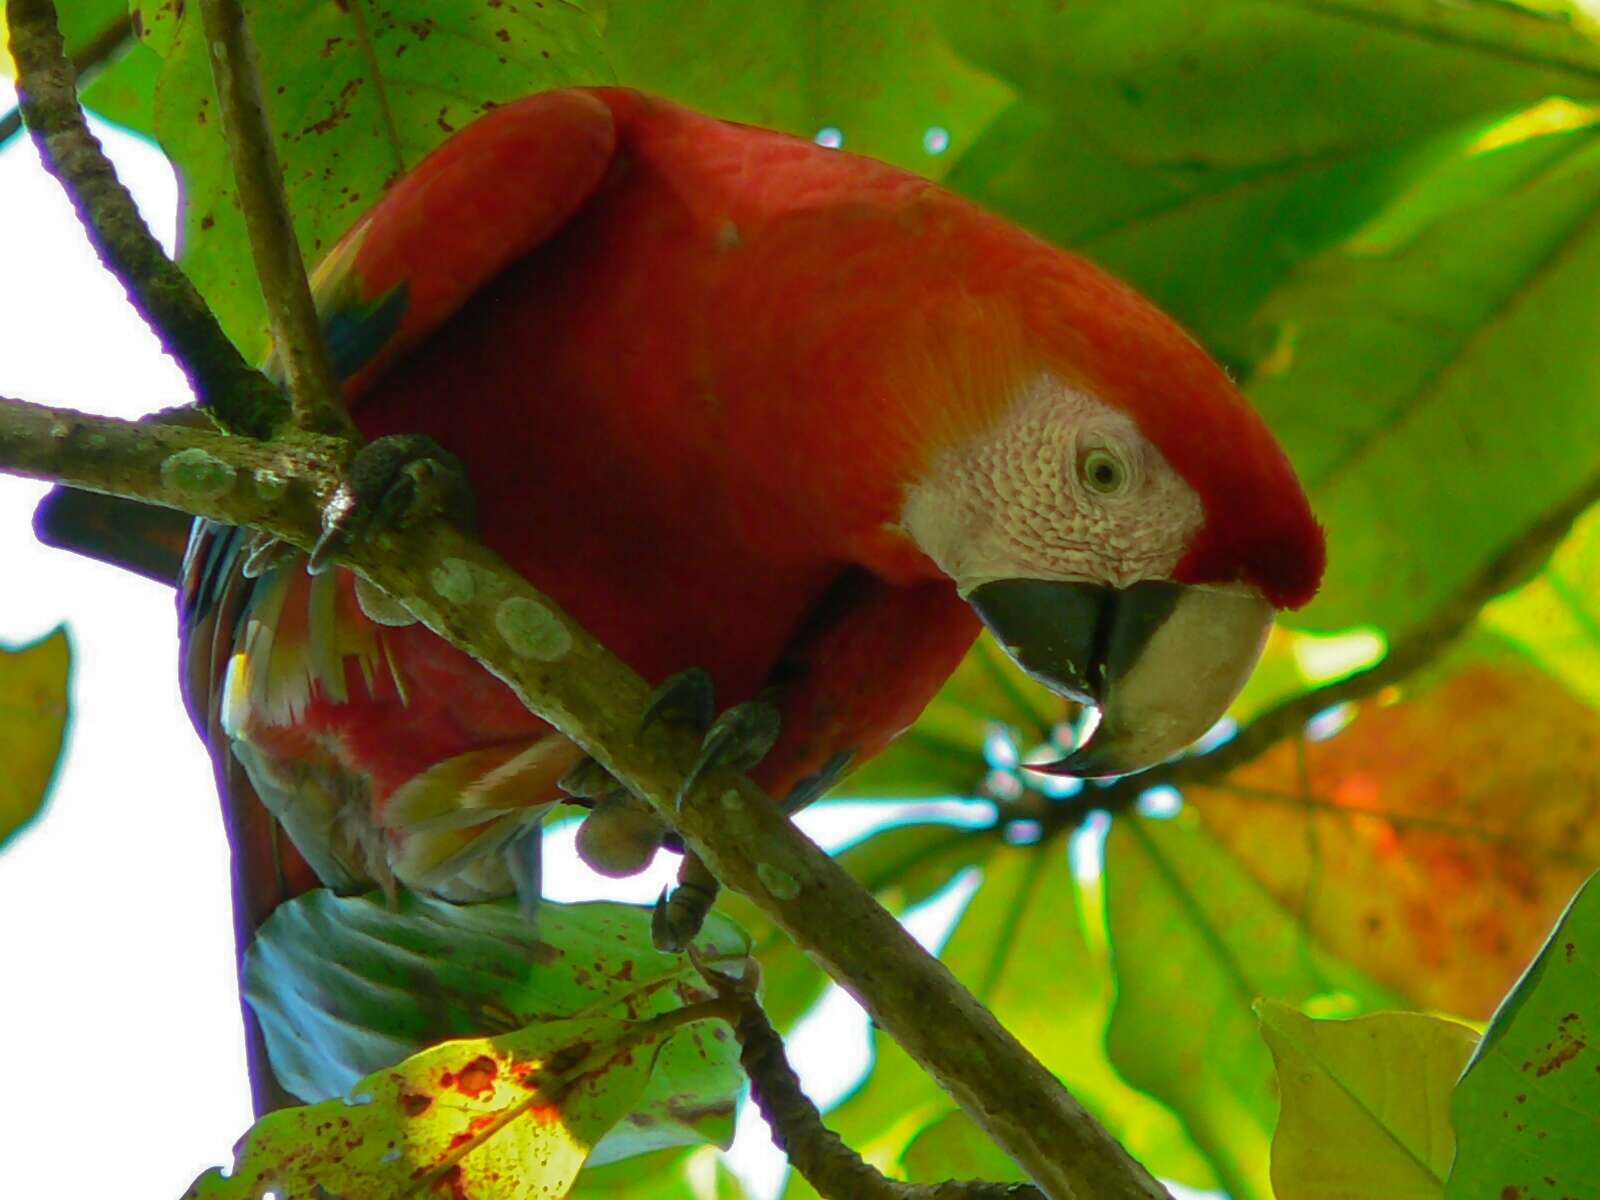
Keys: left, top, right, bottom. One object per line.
{"left": 0, "top": 628, "right": 70, "bottom": 848}
{"left": 787, "top": 838, "right": 1216, "bottom": 1198}
{"left": 572, "top": 1145, "right": 751, "bottom": 1198}
{"left": 186, "top": 1013, "right": 675, "bottom": 1199}
{"left": 1259, "top": 1001, "right": 1477, "bottom": 1200}
{"left": 1447, "top": 870, "right": 1600, "bottom": 1199}
{"left": 602, "top": 0, "right": 1011, "bottom": 178}
{"left": 138, "top": 0, "right": 613, "bottom": 355}
{"left": 1105, "top": 812, "right": 1402, "bottom": 1200}
{"left": 1484, "top": 499, "right": 1600, "bottom": 708}
{"left": 942, "top": 0, "right": 1600, "bottom": 359}
{"left": 247, "top": 893, "right": 749, "bottom": 1165}
{"left": 1247, "top": 111, "right": 1600, "bottom": 633}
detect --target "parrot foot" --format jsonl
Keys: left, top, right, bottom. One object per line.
{"left": 679, "top": 699, "right": 781, "bottom": 809}
{"left": 637, "top": 669, "right": 781, "bottom": 810}
{"left": 309, "top": 434, "right": 477, "bottom": 573}
{"left": 652, "top": 852, "right": 720, "bottom": 952}
{"left": 638, "top": 668, "right": 717, "bottom": 739}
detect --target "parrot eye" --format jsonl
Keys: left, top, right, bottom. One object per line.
{"left": 1079, "top": 447, "right": 1130, "bottom": 496}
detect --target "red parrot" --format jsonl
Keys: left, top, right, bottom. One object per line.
{"left": 166, "top": 88, "right": 1322, "bottom": 932}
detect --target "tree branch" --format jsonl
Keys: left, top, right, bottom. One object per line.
{"left": 196, "top": 0, "right": 353, "bottom": 438}
{"left": 4, "top": 0, "right": 287, "bottom": 439}
{"left": 0, "top": 8, "right": 131, "bottom": 148}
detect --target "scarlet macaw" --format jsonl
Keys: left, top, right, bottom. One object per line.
{"left": 169, "top": 88, "right": 1322, "bottom": 927}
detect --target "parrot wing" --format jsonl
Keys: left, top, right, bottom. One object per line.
{"left": 179, "top": 91, "right": 621, "bottom": 946}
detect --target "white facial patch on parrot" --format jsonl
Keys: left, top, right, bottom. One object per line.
{"left": 899, "top": 375, "right": 1205, "bottom": 595}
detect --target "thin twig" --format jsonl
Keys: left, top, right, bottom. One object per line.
{"left": 704, "top": 963, "right": 1041, "bottom": 1200}
{"left": 4, "top": 0, "right": 288, "bottom": 439}
{"left": 196, "top": 0, "right": 354, "bottom": 439}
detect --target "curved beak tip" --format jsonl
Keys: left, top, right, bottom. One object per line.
{"left": 971, "top": 579, "right": 1273, "bottom": 780}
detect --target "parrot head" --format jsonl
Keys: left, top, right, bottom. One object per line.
{"left": 899, "top": 253, "right": 1324, "bottom": 778}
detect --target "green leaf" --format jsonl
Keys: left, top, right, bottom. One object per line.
{"left": 1105, "top": 812, "right": 1402, "bottom": 1200}
{"left": 139, "top": 0, "right": 613, "bottom": 356}
{"left": 572, "top": 1145, "right": 751, "bottom": 1199}
{"left": 1483, "top": 499, "right": 1600, "bottom": 708}
{"left": 246, "top": 893, "right": 749, "bottom": 1165}
{"left": 601, "top": 0, "right": 1011, "bottom": 178}
{"left": 941, "top": 0, "right": 1600, "bottom": 359}
{"left": 0, "top": 628, "right": 70, "bottom": 848}
{"left": 1447, "top": 870, "right": 1600, "bottom": 1199}
{"left": 81, "top": 42, "right": 163, "bottom": 136}
{"left": 185, "top": 1013, "right": 677, "bottom": 1199}
{"left": 900, "top": 1108, "right": 1027, "bottom": 1186}
{"left": 1247, "top": 110, "right": 1600, "bottom": 633}
{"left": 1258, "top": 1000, "right": 1477, "bottom": 1200}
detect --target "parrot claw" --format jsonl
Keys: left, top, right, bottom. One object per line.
{"left": 678, "top": 698, "right": 780, "bottom": 809}
{"left": 309, "top": 434, "right": 477, "bottom": 574}
{"left": 651, "top": 853, "right": 720, "bottom": 952}
{"left": 638, "top": 668, "right": 717, "bottom": 739}
{"left": 240, "top": 531, "right": 298, "bottom": 579}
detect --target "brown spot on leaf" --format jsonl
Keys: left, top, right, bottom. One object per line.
{"left": 454, "top": 1055, "right": 498, "bottom": 1097}
{"left": 401, "top": 1092, "right": 432, "bottom": 1116}
{"left": 1537, "top": 1037, "right": 1586, "bottom": 1076}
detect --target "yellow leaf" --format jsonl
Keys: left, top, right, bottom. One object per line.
{"left": 185, "top": 1014, "right": 694, "bottom": 1199}
{"left": 1259, "top": 1000, "right": 1477, "bottom": 1200}
{"left": 0, "top": 628, "right": 70, "bottom": 846}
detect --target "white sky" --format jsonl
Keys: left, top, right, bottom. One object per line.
{"left": 0, "top": 109, "right": 1214, "bottom": 1200}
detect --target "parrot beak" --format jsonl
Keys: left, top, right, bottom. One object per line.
{"left": 966, "top": 579, "right": 1273, "bottom": 778}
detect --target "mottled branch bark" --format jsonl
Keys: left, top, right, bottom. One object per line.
{"left": 0, "top": 8, "right": 131, "bottom": 147}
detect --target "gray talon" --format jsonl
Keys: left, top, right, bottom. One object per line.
{"left": 309, "top": 434, "right": 475, "bottom": 574}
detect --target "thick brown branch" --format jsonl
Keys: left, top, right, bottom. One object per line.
{"left": 4, "top": 0, "right": 287, "bottom": 438}
{"left": 197, "top": 0, "right": 353, "bottom": 439}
